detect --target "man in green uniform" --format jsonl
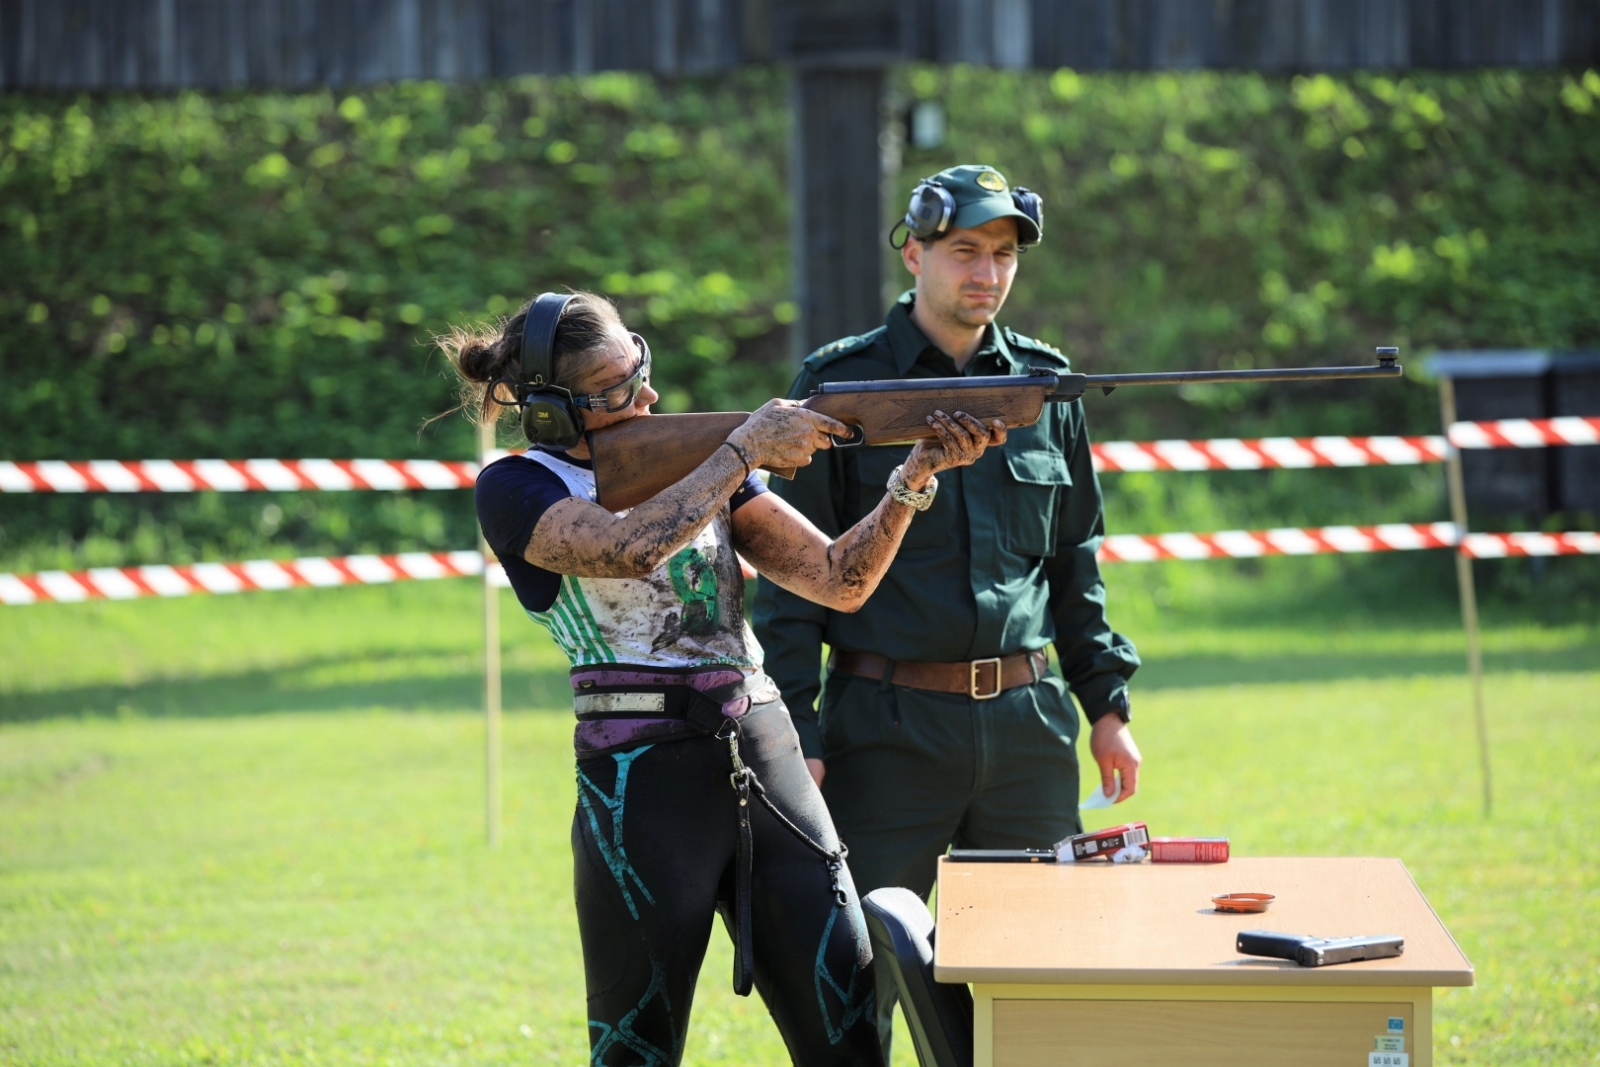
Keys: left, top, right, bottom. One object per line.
{"left": 752, "top": 164, "right": 1143, "bottom": 1051}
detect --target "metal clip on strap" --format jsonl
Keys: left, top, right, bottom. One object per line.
{"left": 720, "top": 718, "right": 852, "bottom": 997}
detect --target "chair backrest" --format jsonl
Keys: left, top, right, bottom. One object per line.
{"left": 862, "top": 887, "right": 974, "bottom": 1067}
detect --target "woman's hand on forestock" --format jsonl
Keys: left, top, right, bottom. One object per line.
{"left": 903, "top": 410, "right": 1006, "bottom": 489}
{"left": 727, "top": 399, "right": 850, "bottom": 472}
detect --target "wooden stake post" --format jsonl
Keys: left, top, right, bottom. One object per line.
{"left": 1439, "top": 377, "right": 1492, "bottom": 817}
{"left": 479, "top": 420, "right": 503, "bottom": 845}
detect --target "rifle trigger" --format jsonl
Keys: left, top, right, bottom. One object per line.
{"left": 831, "top": 425, "right": 866, "bottom": 447}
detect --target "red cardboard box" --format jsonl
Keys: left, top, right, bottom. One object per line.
{"left": 1149, "top": 837, "right": 1230, "bottom": 863}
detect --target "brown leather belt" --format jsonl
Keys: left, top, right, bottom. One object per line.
{"left": 828, "top": 648, "right": 1048, "bottom": 701}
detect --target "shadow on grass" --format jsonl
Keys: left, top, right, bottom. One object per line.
{"left": 5, "top": 641, "right": 1597, "bottom": 724}
{"left": 1135, "top": 643, "right": 1600, "bottom": 690}
{"left": 0, "top": 656, "right": 576, "bottom": 724}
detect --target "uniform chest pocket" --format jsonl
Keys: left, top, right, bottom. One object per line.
{"left": 1001, "top": 428, "right": 1072, "bottom": 558}
{"left": 852, "top": 445, "right": 953, "bottom": 551}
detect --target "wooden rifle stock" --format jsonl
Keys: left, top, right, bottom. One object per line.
{"left": 586, "top": 350, "right": 1403, "bottom": 512}
{"left": 585, "top": 412, "right": 756, "bottom": 513}
{"left": 587, "top": 375, "right": 1059, "bottom": 511}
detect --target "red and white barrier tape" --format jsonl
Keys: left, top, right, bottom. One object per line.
{"left": 1089, "top": 419, "right": 1597, "bottom": 471}
{"left": 3, "top": 418, "right": 1596, "bottom": 492}
{"left": 0, "top": 551, "right": 508, "bottom": 606}
{"left": 1090, "top": 435, "right": 1445, "bottom": 472}
{"left": 4, "top": 530, "right": 1594, "bottom": 605}
{"left": 0, "top": 458, "right": 478, "bottom": 493}
{"left": 1098, "top": 524, "right": 1600, "bottom": 563}
{"left": 1446, "top": 416, "right": 1600, "bottom": 450}
{"left": 1455, "top": 530, "right": 1600, "bottom": 558}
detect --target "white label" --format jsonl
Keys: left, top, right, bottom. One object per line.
{"left": 1375, "top": 1036, "right": 1405, "bottom": 1052}
{"left": 573, "top": 692, "right": 667, "bottom": 715}
{"left": 1368, "top": 1054, "right": 1408, "bottom": 1067}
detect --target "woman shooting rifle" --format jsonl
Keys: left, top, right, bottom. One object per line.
{"left": 443, "top": 291, "right": 1003, "bottom": 1066}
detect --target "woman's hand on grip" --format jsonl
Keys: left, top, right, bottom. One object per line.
{"left": 727, "top": 399, "right": 850, "bottom": 472}
{"left": 902, "top": 410, "right": 1006, "bottom": 489}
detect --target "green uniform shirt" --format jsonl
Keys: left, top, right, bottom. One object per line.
{"left": 752, "top": 292, "right": 1141, "bottom": 759}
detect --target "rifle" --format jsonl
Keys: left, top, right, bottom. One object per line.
{"left": 587, "top": 347, "right": 1402, "bottom": 512}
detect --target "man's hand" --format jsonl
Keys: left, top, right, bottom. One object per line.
{"left": 1088, "top": 715, "right": 1141, "bottom": 803}
{"left": 805, "top": 758, "right": 826, "bottom": 788}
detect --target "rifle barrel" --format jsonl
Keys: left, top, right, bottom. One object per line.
{"left": 1082, "top": 363, "right": 1402, "bottom": 388}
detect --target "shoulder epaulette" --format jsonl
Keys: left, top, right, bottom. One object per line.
{"left": 802, "top": 329, "right": 883, "bottom": 373}
{"left": 1004, "top": 327, "right": 1071, "bottom": 371}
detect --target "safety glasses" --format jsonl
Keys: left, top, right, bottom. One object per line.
{"left": 572, "top": 333, "right": 652, "bottom": 412}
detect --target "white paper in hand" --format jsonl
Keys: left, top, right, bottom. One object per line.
{"left": 1080, "top": 779, "right": 1120, "bottom": 810}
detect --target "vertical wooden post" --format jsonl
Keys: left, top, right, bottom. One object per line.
{"left": 1439, "top": 377, "right": 1492, "bottom": 817}
{"left": 789, "top": 65, "right": 887, "bottom": 360}
{"left": 479, "top": 420, "right": 503, "bottom": 845}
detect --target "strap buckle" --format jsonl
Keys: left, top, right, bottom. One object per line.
{"left": 969, "top": 657, "right": 1003, "bottom": 701}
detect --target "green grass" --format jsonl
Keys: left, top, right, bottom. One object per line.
{"left": 2, "top": 578, "right": 1598, "bottom": 1065}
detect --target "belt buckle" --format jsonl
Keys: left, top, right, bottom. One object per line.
{"left": 969, "top": 657, "right": 1003, "bottom": 701}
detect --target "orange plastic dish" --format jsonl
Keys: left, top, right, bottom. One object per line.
{"left": 1211, "top": 892, "right": 1275, "bottom": 913}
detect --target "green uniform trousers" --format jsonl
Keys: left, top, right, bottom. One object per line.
{"left": 817, "top": 667, "right": 1085, "bottom": 1058}
{"left": 818, "top": 668, "right": 1085, "bottom": 898}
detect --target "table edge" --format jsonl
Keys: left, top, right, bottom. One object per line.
{"left": 934, "top": 963, "right": 1474, "bottom": 987}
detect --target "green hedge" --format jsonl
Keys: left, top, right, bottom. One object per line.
{"left": 898, "top": 66, "right": 1600, "bottom": 564}
{"left": 1, "top": 71, "right": 794, "bottom": 570}
{"left": 2, "top": 66, "right": 1597, "bottom": 599}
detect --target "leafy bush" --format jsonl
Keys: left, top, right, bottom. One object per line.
{"left": 890, "top": 64, "right": 1600, "bottom": 607}
{"left": 1, "top": 71, "right": 794, "bottom": 570}
{"left": 1, "top": 65, "right": 1596, "bottom": 608}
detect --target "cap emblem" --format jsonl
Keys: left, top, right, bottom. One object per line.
{"left": 976, "top": 170, "right": 1008, "bottom": 191}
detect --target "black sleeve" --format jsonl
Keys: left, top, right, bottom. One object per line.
{"left": 1042, "top": 401, "right": 1141, "bottom": 722}
{"left": 474, "top": 457, "right": 572, "bottom": 614}
{"left": 730, "top": 471, "right": 769, "bottom": 512}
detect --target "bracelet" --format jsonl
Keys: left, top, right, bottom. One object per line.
{"left": 720, "top": 440, "right": 753, "bottom": 477}
{"left": 887, "top": 464, "right": 938, "bottom": 511}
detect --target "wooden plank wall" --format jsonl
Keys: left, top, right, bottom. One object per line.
{"left": 0, "top": 1, "right": 1593, "bottom": 85}
{"left": 4, "top": 0, "right": 1599, "bottom": 91}
{"left": 0, "top": 0, "right": 753, "bottom": 90}
{"left": 3, "top": 0, "right": 1598, "bottom": 91}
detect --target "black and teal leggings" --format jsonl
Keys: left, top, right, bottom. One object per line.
{"left": 572, "top": 700, "right": 883, "bottom": 1067}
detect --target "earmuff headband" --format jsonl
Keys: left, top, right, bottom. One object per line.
{"left": 521, "top": 292, "right": 573, "bottom": 389}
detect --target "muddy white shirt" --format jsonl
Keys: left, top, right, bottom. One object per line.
{"left": 475, "top": 450, "right": 768, "bottom": 671}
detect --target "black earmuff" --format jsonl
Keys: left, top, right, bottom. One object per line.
{"left": 890, "top": 176, "right": 1045, "bottom": 249}
{"left": 1012, "top": 186, "right": 1044, "bottom": 246}
{"left": 893, "top": 180, "right": 957, "bottom": 248}
{"left": 514, "top": 292, "right": 583, "bottom": 450}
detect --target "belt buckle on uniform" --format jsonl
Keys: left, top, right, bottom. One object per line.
{"left": 969, "top": 657, "right": 1003, "bottom": 701}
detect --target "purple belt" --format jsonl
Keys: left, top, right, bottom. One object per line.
{"left": 569, "top": 666, "right": 766, "bottom": 758}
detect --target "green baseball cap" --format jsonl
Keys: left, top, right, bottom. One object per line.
{"left": 898, "top": 164, "right": 1043, "bottom": 246}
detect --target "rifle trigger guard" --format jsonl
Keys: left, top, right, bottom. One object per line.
{"left": 830, "top": 425, "right": 866, "bottom": 447}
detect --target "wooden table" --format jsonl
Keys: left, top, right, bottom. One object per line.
{"left": 934, "top": 856, "right": 1473, "bottom": 1067}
